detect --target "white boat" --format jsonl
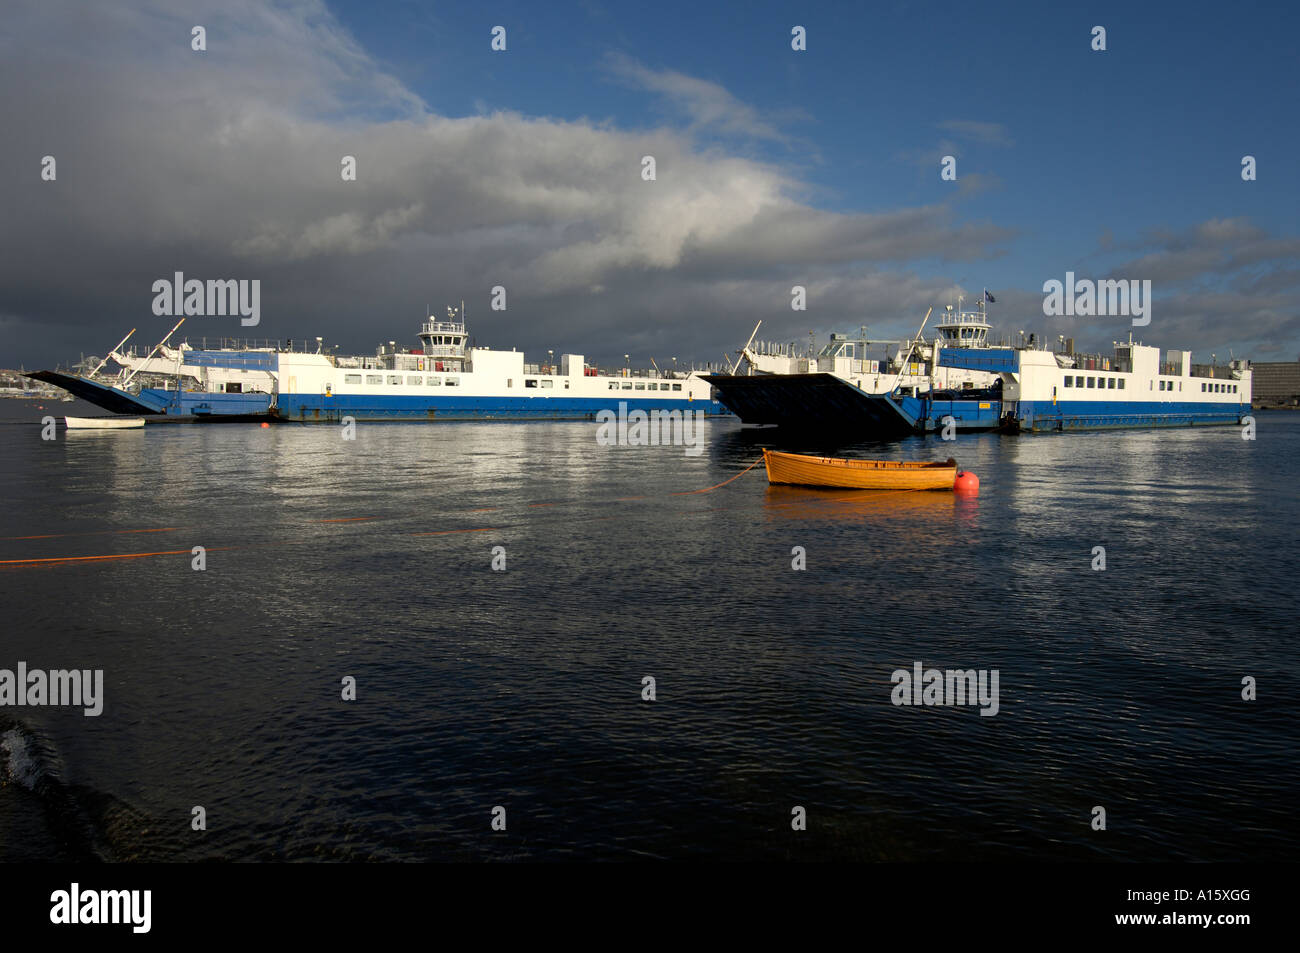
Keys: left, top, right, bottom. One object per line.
{"left": 64, "top": 416, "right": 146, "bottom": 429}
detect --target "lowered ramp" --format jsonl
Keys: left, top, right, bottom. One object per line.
{"left": 25, "top": 371, "right": 169, "bottom": 415}
{"left": 704, "top": 372, "right": 917, "bottom": 436}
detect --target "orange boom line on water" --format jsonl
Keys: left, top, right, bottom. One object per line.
{"left": 0, "top": 461, "right": 769, "bottom": 567}
{"left": 0, "top": 546, "right": 234, "bottom": 566}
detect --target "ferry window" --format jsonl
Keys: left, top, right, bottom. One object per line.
{"left": 635, "top": 383, "right": 646, "bottom": 390}
{"left": 366, "top": 374, "right": 383, "bottom": 385}
{"left": 1178, "top": 382, "right": 1182, "bottom": 391}
{"left": 1075, "top": 376, "right": 1083, "bottom": 387}
{"left": 388, "top": 375, "right": 401, "bottom": 385}
{"left": 672, "top": 383, "right": 682, "bottom": 391}
{"left": 525, "top": 379, "right": 538, "bottom": 388}
{"left": 621, "top": 382, "right": 633, "bottom": 390}
{"left": 540, "top": 380, "right": 553, "bottom": 389}
{"left": 609, "top": 382, "right": 618, "bottom": 390}
{"left": 429, "top": 377, "right": 441, "bottom": 386}
{"left": 1087, "top": 377, "right": 1095, "bottom": 388}
{"left": 1201, "top": 382, "right": 1207, "bottom": 392}
{"left": 1232, "top": 385, "right": 1237, "bottom": 393}
{"left": 407, "top": 376, "right": 422, "bottom": 385}
{"left": 1118, "top": 379, "right": 1125, "bottom": 389}
{"left": 445, "top": 377, "right": 459, "bottom": 386}
{"left": 1108, "top": 378, "right": 1116, "bottom": 389}
{"left": 345, "top": 374, "right": 362, "bottom": 384}
{"left": 1149, "top": 381, "right": 1153, "bottom": 390}
{"left": 1063, "top": 377, "right": 1072, "bottom": 387}
{"left": 507, "top": 379, "right": 513, "bottom": 388}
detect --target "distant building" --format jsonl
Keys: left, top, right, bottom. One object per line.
{"left": 1252, "top": 361, "right": 1300, "bottom": 400}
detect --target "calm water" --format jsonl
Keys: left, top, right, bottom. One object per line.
{"left": 1, "top": 398, "right": 1297, "bottom": 861}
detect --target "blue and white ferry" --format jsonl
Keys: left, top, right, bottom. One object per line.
{"left": 29, "top": 305, "right": 730, "bottom": 422}
{"left": 706, "top": 299, "right": 1253, "bottom": 435}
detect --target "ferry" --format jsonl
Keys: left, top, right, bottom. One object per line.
{"left": 27, "top": 305, "right": 731, "bottom": 422}
{"left": 706, "top": 298, "right": 1252, "bottom": 435}
{"left": 706, "top": 298, "right": 1002, "bottom": 433}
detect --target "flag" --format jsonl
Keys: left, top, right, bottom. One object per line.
{"left": 984, "top": 290, "right": 996, "bottom": 303}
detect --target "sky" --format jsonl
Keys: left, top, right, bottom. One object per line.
{"left": 2, "top": 0, "right": 1298, "bottom": 370}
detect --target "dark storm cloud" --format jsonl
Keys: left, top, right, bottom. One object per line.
{"left": 12, "top": 0, "right": 1280, "bottom": 372}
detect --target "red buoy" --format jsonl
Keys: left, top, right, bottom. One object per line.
{"left": 953, "top": 470, "right": 980, "bottom": 494}
{"left": 260, "top": 422, "right": 270, "bottom": 428}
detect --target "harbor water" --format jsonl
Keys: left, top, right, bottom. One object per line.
{"left": 1, "top": 399, "right": 1297, "bottom": 861}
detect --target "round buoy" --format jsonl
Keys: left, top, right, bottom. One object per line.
{"left": 260, "top": 422, "right": 270, "bottom": 428}
{"left": 954, "top": 470, "right": 980, "bottom": 494}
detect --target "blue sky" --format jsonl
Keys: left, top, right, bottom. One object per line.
{"left": 3, "top": 0, "right": 1298, "bottom": 365}
{"left": 332, "top": 0, "right": 1297, "bottom": 287}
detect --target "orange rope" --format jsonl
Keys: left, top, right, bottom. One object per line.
{"left": 669, "top": 456, "right": 764, "bottom": 495}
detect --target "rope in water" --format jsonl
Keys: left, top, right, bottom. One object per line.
{"left": 669, "top": 456, "right": 765, "bottom": 495}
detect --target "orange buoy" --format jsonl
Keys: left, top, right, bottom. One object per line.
{"left": 953, "top": 470, "right": 980, "bottom": 494}
{"left": 260, "top": 422, "right": 270, "bottom": 428}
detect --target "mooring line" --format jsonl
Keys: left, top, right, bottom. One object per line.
{"left": 669, "top": 456, "right": 765, "bottom": 495}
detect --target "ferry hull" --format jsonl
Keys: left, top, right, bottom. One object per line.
{"left": 274, "top": 393, "right": 731, "bottom": 422}
{"left": 1011, "top": 400, "right": 1247, "bottom": 432}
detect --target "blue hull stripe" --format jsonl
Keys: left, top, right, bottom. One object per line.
{"left": 276, "top": 394, "right": 731, "bottom": 421}
{"left": 1017, "top": 399, "right": 1246, "bottom": 431}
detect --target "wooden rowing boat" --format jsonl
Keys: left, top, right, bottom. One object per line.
{"left": 64, "top": 416, "right": 146, "bottom": 430}
{"left": 762, "top": 448, "right": 958, "bottom": 490}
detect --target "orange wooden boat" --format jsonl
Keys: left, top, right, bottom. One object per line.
{"left": 762, "top": 448, "right": 958, "bottom": 491}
